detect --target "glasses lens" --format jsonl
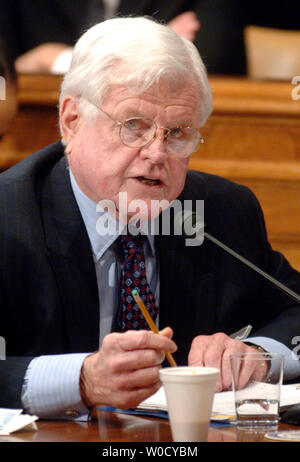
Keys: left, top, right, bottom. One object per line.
{"left": 120, "top": 118, "right": 156, "bottom": 147}
{"left": 167, "top": 127, "right": 201, "bottom": 158}
{"left": 120, "top": 117, "right": 203, "bottom": 157}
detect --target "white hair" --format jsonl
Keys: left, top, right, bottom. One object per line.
{"left": 59, "top": 16, "right": 212, "bottom": 127}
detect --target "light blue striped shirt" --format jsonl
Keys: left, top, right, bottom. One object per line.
{"left": 21, "top": 171, "right": 300, "bottom": 419}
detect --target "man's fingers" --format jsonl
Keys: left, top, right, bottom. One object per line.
{"left": 187, "top": 334, "right": 270, "bottom": 392}
{"left": 237, "top": 354, "right": 269, "bottom": 389}
{"left": 221, "top": 340, "right": 246, "bottom": 390}
{"left": 110, "top": 329, "right": 177, "bottom": 354}
{"left": 188, "top": 335, "right": 211, "bottom": 366}
{"left": 110, "top": 349, "right": 165, "bottom": 373}
{"left": 159, "top": 326, "right": 174, "bottom": 339}
{"left": 237, "top": 360, "right": 256, "bottom": 389}
{"left": 203, "top": 342, "right": 225, "bottom": 391}
{"left": 114, "top": 365, "right": 161, "bottom": 391}
{"left": 188, "top": 333, "right": 227, "bottom": 390}
{"left": 108, "top": 381, "right": 162, "bottom": 410}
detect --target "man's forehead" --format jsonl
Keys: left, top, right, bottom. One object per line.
{"left": 102, "top": 82, "right": 200, "bottom": 117}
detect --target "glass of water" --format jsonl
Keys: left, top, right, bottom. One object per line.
{"left": 230, "top": 352, "right": 284, "bottom": 428}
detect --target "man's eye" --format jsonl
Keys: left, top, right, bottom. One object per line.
{"left": 124, "top": 118, "right": 141, "bottom": 130}
{"left": 170, "top": 128, "right": 184, "bottom": 139}
{"left": 124, "top": 118, "right": 153, "bottom": 132}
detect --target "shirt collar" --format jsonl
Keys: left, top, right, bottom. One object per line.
{"left": 69, "top": 170, "right": 156, "bottom": 262}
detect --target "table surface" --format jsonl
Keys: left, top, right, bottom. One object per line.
{"left": 0, "top": 411, "right": 299, "bottom": 443}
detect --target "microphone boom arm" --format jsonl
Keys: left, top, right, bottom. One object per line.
{"left": 204, "top": 231, "right": 300, "bottom": 304}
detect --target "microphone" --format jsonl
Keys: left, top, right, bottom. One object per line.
{"left": 177, "top": 211, "right": 300, "bottom": 304}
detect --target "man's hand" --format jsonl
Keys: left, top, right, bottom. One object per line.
{"left": 188, "top": 332, "right": 268, "bottom": 392}
{"left": 80, "top": 327, "right": 177, "bottom": 409}
{"left": 15, "top": 43, "right": 70, "bottom": 73}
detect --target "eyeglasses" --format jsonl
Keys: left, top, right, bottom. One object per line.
{"left": 86, "top": 99, "right": 204, "bottom": 158}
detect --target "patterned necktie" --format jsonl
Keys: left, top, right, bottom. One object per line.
{"left": 115, "top": 233, "right": 158, "bottom": 331}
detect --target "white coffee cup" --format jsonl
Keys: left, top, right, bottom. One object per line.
{"left": 159, "top": 366, "right": 219, "bottom": 442}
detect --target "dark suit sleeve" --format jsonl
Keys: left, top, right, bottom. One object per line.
{"left": 0, "top": 143, "right": 98, "bottom": 410}
{"left": 221, "top": 182, "right": 300, "bottom": 349}
{"left": 0, "top": 357, "right": 34, "bottom": 408}
{"left": 0, "top": 273, "right": 34, "bottom": 408}
{"left": 247, "top": 191, "right": 300, "bottom": 348}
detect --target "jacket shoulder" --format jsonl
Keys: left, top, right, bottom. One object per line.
{"left": 0, "top": 141, "right": 65, "bottom": 186}
{"left": 183, "top": 169, "right": 255, "bottom": 200}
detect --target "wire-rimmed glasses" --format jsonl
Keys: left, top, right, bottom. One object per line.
{"left": 86, "top": 99, "right": 204, "bottom": 158}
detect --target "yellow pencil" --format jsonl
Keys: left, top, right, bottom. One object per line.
{"left": 132, "top": 289, "right": 177, "bottom": 367}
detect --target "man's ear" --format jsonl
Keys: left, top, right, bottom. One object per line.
{"left": 59, "top": 96, "right": 81, "bottom": 154}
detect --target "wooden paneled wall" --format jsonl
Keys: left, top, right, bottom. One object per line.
{"left": 190, "top": 77, "right": 300, "bottom": 271}
{"left": 1, "top": 74, "right": 300, "bottom": 270}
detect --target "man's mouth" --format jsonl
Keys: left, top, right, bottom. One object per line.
{"left": 135, "top": 176, "right": 162, "bottom": 186}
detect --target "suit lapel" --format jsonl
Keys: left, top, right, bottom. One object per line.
{"left": 41, "top": 156, "right": 99, "bottom": 352}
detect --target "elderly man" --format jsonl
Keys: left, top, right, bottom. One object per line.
{"left": 0, "top": 17, "right": 300, "bottom": 419}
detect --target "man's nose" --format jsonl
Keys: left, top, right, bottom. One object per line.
{"left": 140, "top": 128, "right": 169, "bottom": 163}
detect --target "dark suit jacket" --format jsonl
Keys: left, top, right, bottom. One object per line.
{"left": 1, "top": 141, "right": 300, "bottom": 408}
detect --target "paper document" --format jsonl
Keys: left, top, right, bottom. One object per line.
{"left": 0, "top": 408, "right": 38, "bottom": 435}
{"left": 137, "top": 384, "right": 300, "bottom": 419}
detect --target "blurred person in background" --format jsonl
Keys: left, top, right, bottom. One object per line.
{"left": 0, "top": 0, "right": 200, "bottom": 74}
{"left": 0, "top": 1, "right": 299, "bottom": 76}
{"left": 0, "top": 38, "right": 17, "bottom": 138}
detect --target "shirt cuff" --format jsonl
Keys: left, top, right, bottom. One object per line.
{"left": 21, "top": 353, "right": 91, "bottom": 420}
{"left": 245, "top": 336, "right": 300, "bottom": 381}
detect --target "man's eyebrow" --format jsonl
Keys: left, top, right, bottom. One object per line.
{"left": 117, "top": 106, "right": 194, "bottom": 127}
{"left": 170, "top": 120, "right": 194, "bottom": 127}
{"left": 119, "top": 111, "right": 193, "bottom": 127}
{"left": 118, "top": 107, "right": 145, "bottom": 119}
